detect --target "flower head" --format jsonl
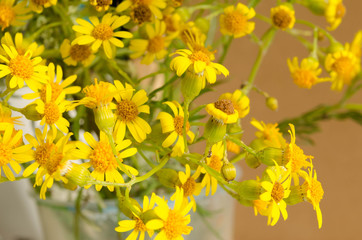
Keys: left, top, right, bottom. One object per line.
{"left": 90, "top": 0, "right": 112, "bottom": 12}
{"left": 0, "top": 0, "right": 32, "bottom": 30}
{"left": 29, "top": 0, "right": 57, "bottom": 13}
{"left": 157, "top": 101, "right": 194, "bottom": 157}
{"left": 76, "top": 79, "right": 115, "bottom": 109}
{"left": 113, "top": 81, "right": 151, "bottom": 143}
{"left": 77, "top": 131, "right": 138, "bottom": 191}
{"left": 0, "top": 103, "right": 21, "bottom": 130}
{"left": 325, "top": 0, "right": 345, "bottom": 31}
{"left": 72, "top": 13, "right": 133, "bottom": 59}
{"left": 219, "top": 89, "right": 250, "bottom": 119}
{"left": 0, "top": 44, "right": 47, "bottom": 89}
{"left": 206, "top": 99, "right": 238, "bottom": 124}
{"left": 60, "top": 39, "right": 95, "bottom": 67}
{"left": 270, "top": 4, "right": 295, "bottom": 30}
{"left": 287, "top": 57, "right": 329, "bottom": 89}
{"left": 251, "top": 119, "right": 286, "bottom": 149}
{"left": 219, "top": 3, "right": 255, "bottom": 38}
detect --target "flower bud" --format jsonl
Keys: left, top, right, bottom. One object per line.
{"left": 245, "top": 153, "right": 261, "bottom": 169}
{"left": 156, "top": 168, "right": 179, "bottom": 188}
{"left": 256, "top": 147, "right": 283, "bottom": 166}
{"left": 284, "top": 185, "right": 304, "bottom": 205}
{"left": 142, "top": 209, "right": 159, "bottom": 223}
{"left": 236, "top": 180, "right": 262, "bottom": 200}
{"left": 94, "top": 104, "right": 115, "bottom": 135}
{"left": 195, "top": 18, "right": 209, "bottom": 34}
{"left": 221, "top": 162, "right": 236, "bottom": 182}
{"left": 21, "top": 104, "right": 43, "bottom": 121}
{"left": 302, "top": 0, "right": 327, "bottom": 15}
{"left": 204, "top": 117, "right": 226, "bottom": 145}
{"left": 181, "top": 70, "right": 204, "bottom": 103}
{"left": 64, "top": 163, "right": 91, "bottom": 187}
{"left": 327, "top": 41, "right": 344, "bottom": 54}
{"left": 266, "top": 97, "right": 278, "bottom": 111}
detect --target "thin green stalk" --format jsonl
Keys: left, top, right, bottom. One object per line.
{"left": 226, "top": 135, "right": 257, "bottom": 156}
{"left": 296, "top": 19, "right": 336, "bottom": 43}
{"left": 115, "top": 187, "right": 123, "bottom": 240}
{"left": 183, "top": 100, "right": 190, "bottom": 153}
{"left": 74, "top": 188, "right": 83, "bottom": 240}
{"left": 28, "top": 22, "right": 63, "bottom": 42}
{"left": 219, "top": 36, "right": 233, "bottom": 64}
{"left": 230, "top": 152, "right": 246, "bottom": 164}
{"left": 138, "top": 149, "right": 156, "bottom": 167}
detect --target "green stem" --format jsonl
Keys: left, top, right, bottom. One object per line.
{"left": 137, "top": 69, "right": 167, "bottom": 83}
{"left": 109, "top": 60, "right": 135, "bottom": 87}
{"left": 115, "top": 187, "right": 123, "bottom": 240}
{"left": 183, "top": 101, "right": 190, "bottom": 154}
{"left": 74, "top": 188, "right": 83, "bottom": 240}
{"left": 230, "top": 152, "right": 246, "bottom": 164}
{"left": 226, "top": 135, "right": 257, "bottom": 156}
{"left": 28, "top": 22, "right": 63, "bottom": 42}
{"left": 296, "top": 19, "right": 336, "bottom": 43}
{"left": 219, "top": 36, "right": 233, "bottom": 64}
{"left": 134, "top": 153, "right": 169, "bottom": 184}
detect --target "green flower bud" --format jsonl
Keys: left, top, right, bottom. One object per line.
{"left": 236, "top": 180, "right": 262, "bottom": 200}
{"left": 181, "top": 70, "right": 205, "bottom": 103}
{"left": 142, "top": 209, "right": 159, "bottom": 223}
{"left": 94, "top": 105, "right": 115, "bottom": 135}
{"left": 195, "top": 18, "right": 209, "bottom": 34}
{"left": 156, "top": 168, "right": 179, "bottom": 188}
{"left": 221, "top": 162, "right": 236, "bottom": 182}
{"left": 21, "top": 104, "right": 43, "bottom": 121}
{"left": 284, "top": 185, "right": 304, "bottom": 205}
{"left": 64, "top": 163, "right": 91, "bottom": 187}
{"left": 245, "top": 153, "right": 261, "bottom": 169}
{"left": 204, "top": 117, "right": 226, "bottom": 145}
{"left": 266, "top": 97, "right": 278, "bottom": 111}
{"left": 256, "top": 147, "right": 283, "bottom": 166}
{"left": 302, "top": 0, "right": 327, "bottom": 15}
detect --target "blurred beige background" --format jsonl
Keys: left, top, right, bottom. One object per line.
{"left": 197, "top": 1, "right": 362, "bottom": 239}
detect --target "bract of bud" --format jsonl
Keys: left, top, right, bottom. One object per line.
{"left": 245, "top": 153, "right": 261, "bottom": 169}
{"left": 327, "top": 41, "right": 344, "bottom": 53}
{"left": 302, "top": 0, "right": 328, "bottom": 15}
{"left": 21, "top": 104, "right": 43, "bottom": 121}
{"left": 221, "top": 162, "right": 236, "bottom": 182}
{"left": 266, "top": 97, "right": 278, "bottom": 111}
{"left": 181, "top": 70, "right": 205, "bottom": 103}
{"left": 94, "top": 104, "right": 115, "bottom": 135}
{"left": 236, "top": 180, "right": 262, "bottom": 200}
{"left": 195, "top": 18, "right": 209, "bottom": 34}
{"left": 204, "top": 117, "right": 227, "bottom": 145}
{"left": 256, "top": 147, "right": 284, "bottom": 166}
{"left": 142, "top": 209, "right": 160, "bottom": 223}
{"left": 64, "top": 163, "right": 91, "bottom": 187}
{"left": 284, "top": 185, "right": 304, "bottom": 205}
{"left": 156, "top": 168, "right": 179, "bottom": 188}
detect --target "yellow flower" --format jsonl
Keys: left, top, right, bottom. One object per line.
{"left": 205, "top": 99, "right": 238, "bottom": 124}
{"left": 0, "top": 0, "right": 32, "bottom": 30}
{"left": 146, "top": 187, "right": 193, "bottom": 240}
{"left": 325, "top": 48, "right": 361, "bottom": 91}
{"left": 287, "top": 57, "right": 329, "bottom": 89}
{"left": 157, "top": 101, "right": 194, "bottom": 157}
{"left": 77, "top": 131, "right": 138, "bottom": 192}
{"left": 29, "top": 0, "right": 57, "bottom": 13}
{"left": 251, "top": 119, "right": 286, "bottom": 149}
{"left": 163, "top": 10, "right": 183, "bottom": 35}
{"left": 60, "top": 39, "right": 95, "bottom": 67}
{"left": 325, "top": 0, "right": 345, "bottom": 31}
{"left": 0, "top": 128, "right": 32, "bottom": 181}
{"left": 283, "top": 124, "right": 312, "bottom": 185}
{"left": 219, "top": 3, "right": 255, "bottom": 38}
{"left": 23, "top": 128, "right": 78, "bottom": 199}
{"left": 270, "top": 4, "right": 295, "bottom": 30}
{"left": 179, "top": 22, "right": 207, "bottom": 47}
{"left": 76, "top": 79, "right": 115, "bottom": 109}
{"left": 116, "top": 0, "right": 166, "bottom": 25}
{"left": 173, "top": 164, "right": 202, "bottom": 211}
{"left": 350, "top": 31, "right": 362, "bottom": 58}
{"left": 130, "top": 20, "right": 173, "bottom": 65}
{"left": 199, "top": 141, "right": 224, "bottom": 196}
{"left": 113, "top": 81, "right": 151, "bottom": 143}
{"left": 0, "top": 103, "right": 21, "bottom": 130}
{"left": 90, "top": 0, "right": 112, "bottom": 12}
{"left": 0, "top": 44, "right": 47, "bottom": 89}
{"left": 170, "top": 46, "right": 229, "bottom": 85}
{"left": 0, "top": 32, "right": 44, "bottom": 61}
{"left": 72, "top": 13, "right": 133, "bottom": 59}
{"left": 35, "top": 84, "right": 70, "bottom": 135}
{"left": 300, "top": 164, "right": 324, "bottom": 229}
{"left": 115, "top": 193, "right": 158, "bottom": 239}
{"left": 219, "top": 89, "right": 250, "bottom": 118}
{"left": 260, "top": 165, "right": 291, "bottom": 226}
{"left": 23, "top": 63, "right": 80, "bottom": 103}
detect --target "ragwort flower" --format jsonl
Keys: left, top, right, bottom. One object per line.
{"left": 325, "top": 0, "right": 345, "bottom": 31}
{"left": 0, "top": 0, "right": 32, "bottom": 30}
{"left": 270, "top": 4, "right": 295, "bottom": 30}
{"left": 219, "top": 89, "right": 250, "bottom": 119}
{"left": 60, "top": 39, "right": 95, "bottom": 67}
{"left": 90, "top": 0, "right": 112, "bottom": 12}
{"left": 29, "top": 0, "right": 57, "bottom": 13}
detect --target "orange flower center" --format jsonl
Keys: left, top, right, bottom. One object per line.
{"left": 214, "top": 99, "right": 234, "bottom": 114}
{"left": 224, "top": 11, "right": 247, "bottom": 34}
{"left": 209, "top": 155, "right": 222, "bottom": 172}
{"left": 131, "top": 4, "right": 152, "bottom": 25}
{"left": 32, "top": 0, "right": 49, "bottom": 5}
{"left": 181, "top": 177, "right": 196, "bottom": 197}
{"left": 304, "top": 179, "right": 324, "bottom": 205}
{"left": 70, "top": 44, "right": 92, "bottom": 62}
{"left": 40, "top": 82, "right": 63, "bottom": 103}
{"left": 0, "top": 142, "right": 12, "bottom": 167}
{"left": 43, "top": 102, "right": 60, "bottom": 125}
{"left": 92, "top": 23, "right": 113, "bottom": 40}
{"left": 189, "top": 50, "right": 210, "bottom": 64}
{"left": 96, "top": 0, "right": 112, "bottom": 6}
{"left": 283, "top": 144, "right": 307, "bottom": 173}
{"left": 83, "top": 80, "right": 113, "bottom": 108}
{"left": 271, "top": 182, "right": 284, "bottom": 203}
{"left": 0, "top": 5, "right": 15, "bottom": 30}
{"left": 89, "top": 141, "right": 118, "bottom": 172}
{"left": 163, "top": 210, "right": 187, "bottom": 239}
{"left": 147, "top": 36, "right": 165, "bottom": 53}
{"left": 173, "top": 116, "right": 190, "bottom": 135}
{"left": 116, "top": 100, "right": 139, "bottom": 122}
{"left": 335, "top": 2, "right": 346, "bottom": 19}
{"left": 272, "top": 9, "right": 292, "bottom": 29}
{"left": 331, "top": 56, "right": 355, "bottom": 81}
{"left": 35, "top": 142, "right": 63, "bottom": 174}
{"left": 135, "top": 218, "right": 147, "bottom": 232}
{"left": 293, "top": 70, "right": 317, "bottom": 88}
{"left": 9, "top": 55, "right": 34, "bottom": 80}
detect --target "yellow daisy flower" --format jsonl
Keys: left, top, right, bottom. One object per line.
{"left": 325, "top": 0, "right": 345, "bottom": 31}
{"left": 251, "top": 119, "right": 287, "bottom": 149}
{"left": 60, "top": 39, "right": 95, "bottom": 67}
{"left": 179, "top": 22, "right": 207, "bottom": 46}
{"left": 116, "top": 0, "right": 166, "bottom": 24}
{"left": 130, "top": 20, "right": 173, "bottom": 65}
{"left": 0, "top": 32, "right": 44, "bottom": 61}
{"left": 219, "top": 89, "right": 250, "bottom": 119}
{"left": 287, "top": 57, "right": 329, "bottom": 89}
{"left": 23, "top": 128, "right": 78, "bottom": 199}
{"left": 219, "top": 3, "right": 255, "bottom": 38}
{"left": 146, "top": 187, "right": 193, "bottom": 240}
{"left": 77, "top": 131, "right": 138, "bottom": 192}
{"left": 90, "top": 0, "right": 112, "bottom": 12}
{"left": 72, "top": 13, "right": 133, "bottom": 59}
{"left": 113, "top": 81, "right": 151, "bottom": 143}
{"left": 29, "top": 0, "right": 57, "bottom": 13}
{"left": 199, "top": 141, "right": 224, "bottom": 196}
{"left": 270, "top": 4, "right": 295, "bottom": 30}
{"left": 115, "top": 193, "right": 158, "bottom": 239}
{"left": 325, "top": 47, "right": 361, "bottom": 91}
{"left": 350, "top": 31, "right": 362, "bottom": 58}
{"left": 0, "top": 103, "right": 21, "bottom": 130}
{"left": 0, "top": 0, "right": 32, "bottom": 30}
{"left": 35, "top": 84, "right": 70, "bottom": 135}
{"left": 300, "top": 164, "right": 324, "bottom": 229}
{"left": 260, "top": 165, "right": 291, "bottom": 226}
{"left": 205, "top": 99, "right": 238, "bottom": 124}
{"left": 163, "top": 10, "right": 183, "bottom": 35}
{"left": 0, "top": 128, "right": 33, "bottom": 181}
{"left": 170, "top": 45, "right": 229, "bottom": 85}
{"left": 173, "top": 164, "right": 202, "bottom": 211}
{"left": 23, "top": 63, "right": 80, "bottom": 103}
{"left": 157, "top": 101, "right": 194, "bottom": 157}
{"left": 0, "top": 44, "right": 47, "bottom": 89}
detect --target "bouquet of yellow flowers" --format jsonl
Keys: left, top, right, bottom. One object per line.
{"left": 1, "top": 0, "right": 360, "bottom": 239}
